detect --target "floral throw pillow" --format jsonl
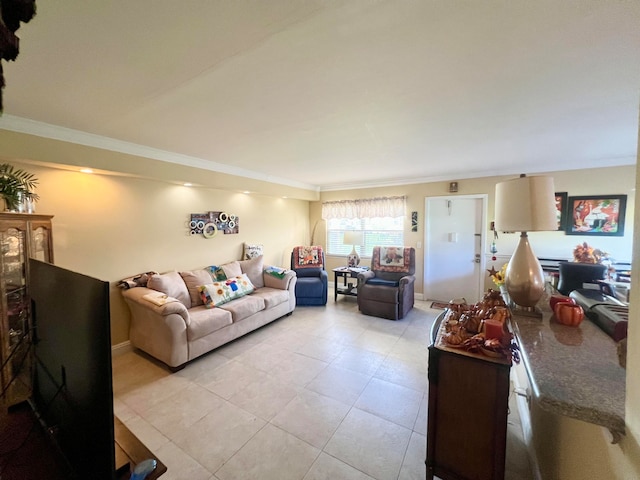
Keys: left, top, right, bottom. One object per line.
{"left": 198, "top": 274, "right": 255, "bottom": 308}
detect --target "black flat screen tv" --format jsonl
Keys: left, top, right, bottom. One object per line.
{"left": 29, "top": 259, "right": 115, "bottom": 479}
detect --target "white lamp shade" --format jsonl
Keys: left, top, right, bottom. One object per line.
{"left": 495, "top": 175, "right": 557, "bottom": 232}
{"left": 343, "top": 231, "right": 364, "bottom": 245}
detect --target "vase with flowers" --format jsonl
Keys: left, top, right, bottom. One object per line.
{"left": 489, "top": 263, "right": 509, "bottom": 298}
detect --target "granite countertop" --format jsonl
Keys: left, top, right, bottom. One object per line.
{"left": 510, "top": 295, "right": 626, "bottom": 443}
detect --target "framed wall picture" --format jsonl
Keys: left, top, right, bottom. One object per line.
{"left": 555, "top": 192, "right": 567, "bottom": 231}
{"left": 566, "top": 195, "right": 627, "bottom": 236}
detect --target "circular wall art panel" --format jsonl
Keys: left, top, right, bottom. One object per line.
{"left": 202, "top": 222, "right": 218, "bottom": 239}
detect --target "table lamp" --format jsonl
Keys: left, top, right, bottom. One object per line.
{"left": 495, "top": 174, "right": 557, "bottom": 312}
{"left": 343, "top": 231, "right": 364, "bottom": 267}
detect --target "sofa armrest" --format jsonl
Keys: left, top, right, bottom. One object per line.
{"left": 121, "top": 287, "right": 190, "bottom": 325}
{"left": 264, "top": 269, "right": 297, "bottom": 291}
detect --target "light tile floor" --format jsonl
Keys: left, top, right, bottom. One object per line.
{"left": 112, "top": 295, "right": 533, "bottom": 480}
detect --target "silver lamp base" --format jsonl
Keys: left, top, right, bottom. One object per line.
{"left": 347, "top": 246, "right": 360, "bottom": 267}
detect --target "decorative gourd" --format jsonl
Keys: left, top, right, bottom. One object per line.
{"left": 549, "top": 294, "right": 575, "bottom": 312}
{"left": 554, "top": 302, "right": 585, "bottom": 327}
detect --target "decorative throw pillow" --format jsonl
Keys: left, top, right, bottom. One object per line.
{"left": 239, "top": 255, "right": 264, "bottom": 288}
{"left": 207, "top": 265, "right": 228, "bottom": 281}
{"left": 147, "top": 271, "right": 191, "bottom": 308}
{"left": 243, "top": 243, "right": 264, "bottom": 260}
{"left": 198, "top": 274, "right": 256, "bottom": 308}
{"left": 293, "top": 246, "right": 323, "bottom": 269}
{"left": 221, "top": 261, "right": 242, "bottom": 278}
{"left": 179, "top": 269, "right": 215, "bottom": 307}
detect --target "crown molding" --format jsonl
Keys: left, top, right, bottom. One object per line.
{"left": 0, "top": 115, "right": 320, "bottom": 192}
{"left": 319, "top": 156, "right": 637, "bottom": 192}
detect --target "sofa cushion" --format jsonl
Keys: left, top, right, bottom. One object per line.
{"left": 251, "top": 287, "right": 289, "bottom": 309}
{"left": 243, "top": 242, "right": 264, "bottom": 260}
{"left": 218, "top": 294, "right": 266, "bottom": 322}
{"left": 366, "top": 278, "right": 400, "bottom": 287}
{"left": 147, "top": 271, "right": 191, "bottom": 308}
{"left": 199, "top": 274, "right": 256, "bottom": 308}
{"left": 180, "top": 269, "right": 214, "bottom": 307}
{"left": 239, "top": 255, "right": 264, "bottom": 288}
{"left": 221, "top": 261, "right": 242, "bottom": 278}
{"left": 187, "top": 306, "right": 233, "bottom": 341}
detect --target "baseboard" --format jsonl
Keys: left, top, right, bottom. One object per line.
{"left": 112, "top": 340, "right": 133, "bottom": 357}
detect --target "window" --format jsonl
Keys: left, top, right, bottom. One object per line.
{"left": 326, "top": 217, "right": 404, "bottom": 257}
{"left": 322, "top": 196, "right": 406, "bottom": 257}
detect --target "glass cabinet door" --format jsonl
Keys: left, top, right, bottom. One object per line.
{"left": 31, "top": 225, "right": 52, "bottom": 262}
{"left": 0, "top": 225, "right": 31, "bottom": 404}
{"left": 0, "top": 214, "right": 53, "bottom": 406}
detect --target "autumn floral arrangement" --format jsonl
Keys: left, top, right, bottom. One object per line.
{"left": 573, "top": 242, "right": 608, "bottom": 264}
{"left": 488, "top": 263, "right": 508, "bottom": 287}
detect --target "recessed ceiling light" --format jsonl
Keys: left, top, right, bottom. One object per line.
{"left": 282, "top": 196, "right": 288, "bottom": 199}
{"left": 183, "top": 183, "right": 193, "bottom": 187}
{"left": 243, "top": 191, "right": 251, "bottom": 194}
{"left": 80, "top": 168, "right": 93, "bottom": 174}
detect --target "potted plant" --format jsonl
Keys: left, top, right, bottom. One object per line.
{"left": 0, "top": 164, "right": 39, "bottom": 212}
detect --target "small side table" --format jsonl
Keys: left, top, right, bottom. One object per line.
{"left": 333, "top": 267, "right": 369, "bottom": 301}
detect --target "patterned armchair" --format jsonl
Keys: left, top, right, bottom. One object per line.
{"left": 290, "top": 246, "right": 328, "bottom": 306}
{"left": 357, "top": 246, "right": 416, "bottom": 320}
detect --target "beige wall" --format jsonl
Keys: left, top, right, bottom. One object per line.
{"left": 314, "top": 165, "right": 636, "bottom": 297}
{"left": 11, "top": 161, "right": 310, "bottom": 345}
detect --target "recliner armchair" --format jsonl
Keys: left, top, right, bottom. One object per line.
{"left": 291, "top": 245, "right": 328, "bottom": 306}
{"left": 357, "top": 246, "right": 416, "bottom": 320}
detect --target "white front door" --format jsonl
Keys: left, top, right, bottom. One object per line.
{"left": 424, "top": 195, "right": 486, "bottom": 304}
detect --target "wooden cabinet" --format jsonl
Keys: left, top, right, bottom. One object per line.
{"left": 0, "top": 213, "right": 53, "bottom": 406}
{"left": 426, "top": 331, "right": 511, "bottom": 480}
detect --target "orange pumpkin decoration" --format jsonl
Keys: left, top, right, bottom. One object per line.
{"left": 549, "top": 294, "right": 574, "bottom": 311}
{"left": 554, "top": 302, "right": 585, "bottom": 327}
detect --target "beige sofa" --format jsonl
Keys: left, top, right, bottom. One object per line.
{"left": 121, "top": 256, "right": 296, "bottom": 370}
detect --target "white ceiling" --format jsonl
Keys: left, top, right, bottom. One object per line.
{"left": 1, "top": 0, "right": 639, "bottom": 192}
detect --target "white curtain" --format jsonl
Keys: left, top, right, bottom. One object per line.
{"left": 321, "top": 196, "right": 406, "bottom": 220}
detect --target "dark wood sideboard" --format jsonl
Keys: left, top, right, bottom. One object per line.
{"left": 426, "top": 316, "right": 511, "bottom": 480}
